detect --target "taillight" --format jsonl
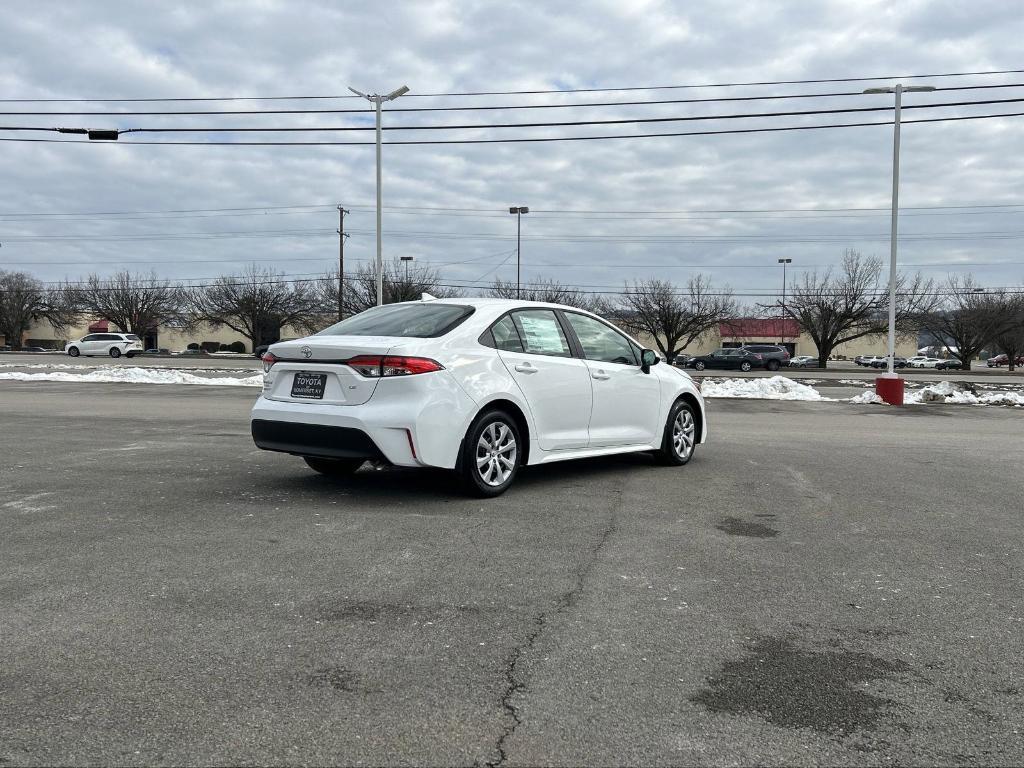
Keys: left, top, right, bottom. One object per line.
{"left": 346, "top": 355, "right": 444, "bottom": 377}
{"left": 261, "top": 352, "right": 277, "bottom": 373}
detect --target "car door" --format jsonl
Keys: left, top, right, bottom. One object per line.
{"left": 79, "top": 334, "right": 101, "bottom": 355}
{"left": 494, "top": 310, "right": 592, "bottom": 451}
{"left": 562, "top": 312, "right": 661, "bottom": 447}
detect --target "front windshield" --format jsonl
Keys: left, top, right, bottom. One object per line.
{"left": 317, "top": 303, "right": 473, "bottom": 338}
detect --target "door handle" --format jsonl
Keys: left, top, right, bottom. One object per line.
{"left": 592, "top": 370, "right": 611, "bottom": 380}
{"left": 514, "top": 362, "right": 538, "bottom": 373}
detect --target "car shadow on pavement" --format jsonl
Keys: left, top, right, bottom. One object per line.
{"left": 266, "top": 451, "right": 661, "bottom": 502}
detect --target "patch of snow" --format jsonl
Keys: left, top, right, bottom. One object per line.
{"left": 700, "top": 376, "right": 831, "bottom": 401}
{"left": 838, "top": 379, "right": 873, "bottom": 387}
{"left": 904, "top": 380, "right": 1024, "bottom": 407}
{"left": 849, "top": 391, "right": 885, "bottom": 404}
{"left": 0, "top": 368, "right": 262, "bottom": 387}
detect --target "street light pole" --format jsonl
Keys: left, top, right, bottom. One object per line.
{"left": 777, "top": 258, "right": 792, "bottom": 345}
{"left": 348, "top": 84, "right": 410, "bottom": 306}
{"left": 863, "top": 83, "right": 935, "bottom": 377}
{"left": 400, "top": 255, "right": 414, "bottom": 282}
{"left": 509, "top": 206, "right": 529, "bottom": 298}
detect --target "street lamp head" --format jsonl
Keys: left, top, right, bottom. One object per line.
{"left": 400, "top": 256, "right": 414, "bottom": 262}
{"left": 347, "top": 86, "right": 367, "bottom": 98}
{"left": 509, "top": 206, "right": 529, "bottom": 214}
{"left": 904, "top": 86, "right": 937, "bottom": 92}
{"left": 385, "top": 85, "right": 410, "bottom": 100}
{"left": 863, "top": 87, "right": 895, "bottom": 94}
{"left": 778, "top": 258, "right": 792, "bottom": 264}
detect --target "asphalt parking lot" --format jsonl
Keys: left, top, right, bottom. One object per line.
{"left": 2, "top": 382, "right": 1023, "bottom": 766}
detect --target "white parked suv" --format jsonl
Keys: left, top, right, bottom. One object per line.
{"left": 65, "top": 332, "right": 144, "bottom": 358}
{"left": 251, "top": 298, "right": 708, "bottom": 497}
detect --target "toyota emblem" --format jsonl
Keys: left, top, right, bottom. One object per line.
{"left": 301, "top": 345, "right": 312, "bottom": 359}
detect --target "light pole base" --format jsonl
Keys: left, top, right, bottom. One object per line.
{"left": 875, "top": 374, "right": 904, "bottom": 406}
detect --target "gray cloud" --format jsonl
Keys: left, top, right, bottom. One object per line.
{"left": 1, "top": 0, "right": 1022, "bottom": 297}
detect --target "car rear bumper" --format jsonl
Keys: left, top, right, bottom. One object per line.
{"left": 251, "top": 419, "right": 387, "bottom": 461}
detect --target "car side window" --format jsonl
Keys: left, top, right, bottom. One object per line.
{"left": 510, "top": 310, "right": 572, "bottom": 357}
{"left": 82, "top": 334, "right": 98, "bottom": 342}
{"left": 564, "top": 312, "right": 638, "bottom": 365}
{"left": 490, "top": 315, "right": 524, "bottom": 353}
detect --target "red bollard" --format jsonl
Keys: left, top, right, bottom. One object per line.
{"left": 875, "top": 375, "right": 905, "bottom": 405}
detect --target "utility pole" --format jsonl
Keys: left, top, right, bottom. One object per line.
{"left": 778, "top": 257, "right": 792, "bottom": 345}
{"left": 337, "top": 205, "right": 349, "bottom": 320}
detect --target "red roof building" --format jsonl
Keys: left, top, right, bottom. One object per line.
{"left": 719, "top": 318, "right": 800, "bottom": 340}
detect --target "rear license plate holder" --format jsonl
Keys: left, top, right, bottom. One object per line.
{"left": 291, "top": 372, "right": 327, "bottom": 400}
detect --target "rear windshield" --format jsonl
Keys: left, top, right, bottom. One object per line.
{"left": 317, "top": 303, "right": 474, "bottom": 338}
{"left": 125, "top": 334, "right": 140, "bottom": 341}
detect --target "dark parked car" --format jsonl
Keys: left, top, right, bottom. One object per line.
{"left": 686, "top": 348, "right": 767, "bottom": 372}
{"left": 936, "top": 358, "right": 965, "bottom": 370}
{"left": 740, "top": 344, "right": 791, "bottom": 371}
{"left": 986, "top": 353, "right": 1024, "bottom": 367}
{"left": 870, "top": 356, "right": 908, "bottom": 369}
{"left": 672, "top": 353, "right": 693, "bottom": 367}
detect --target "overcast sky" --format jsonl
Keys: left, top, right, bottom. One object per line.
{"left": 1, "top": 0, "right": 1022, "bottom": 301}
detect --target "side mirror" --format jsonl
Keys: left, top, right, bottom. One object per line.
{"left": 640, "top": 348, "right": 658, "bottom": 373}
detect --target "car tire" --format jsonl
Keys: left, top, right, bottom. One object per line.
{"left": 458, "top": 409, "right": 522, "bottom": 498}
{"left": 655, "top": 399, "right": 697, "bottom": 466}
{"left": 740, "top": 361, "right": 752, "bottom": 372}
{"left": 67, "top": 347, "right": 80, "bottom": 357}
{"left": 303, "top": 456, "right": 364, "bottom": 476}
{"left": 109, "top": 347, "right": 121, "bottom": 358}
{"left": 766, "top": 360, "right": 780, "bottom": 371}
{"left": 694, "top": 361, "right": 706, "bottom": 371}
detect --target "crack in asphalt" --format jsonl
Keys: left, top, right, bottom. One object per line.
{"left": 484, "top": 516, "right": 618, "bottom": 768}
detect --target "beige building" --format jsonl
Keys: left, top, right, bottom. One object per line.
{"left": 630, "top": 318, "right": 919, "bottom": 361}
{"left": 11, "top": 317, "right": 311, "bottom": 354}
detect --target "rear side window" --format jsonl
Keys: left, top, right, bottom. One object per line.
{"left": 490, "top": 315, "right": 524, "bottom": 352}
{"left": 511, "top": 310, "right": 572, "bottom": 357}
{"left": 317, "top": 303, "right": 474, "bottom": 338}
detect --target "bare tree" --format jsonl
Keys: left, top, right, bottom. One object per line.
{"left": 325, "top": 259, "right": 460, "bottom": 316}
{"left": 782, "top": 250, "right": 934, "bottom": 368}
{"left": 916, "top": 276, "right": 1008, "bottom": 369}
{"left": 989, "top": 291, "right": 1024, "bottom": 372}
{"left": 0, "top": 271, "right": 76, "bottom": 349}
{"left": 188, "top": 266, "right": 322, "bottom": 349}
{"left": 64, "top": 271, "right": 186, "bottom": 337}
{"left": 616, "top": 276, "right": 738, "bottom": 361}
{"left": 488, "top": 277, "right": 606, "bottom": 313}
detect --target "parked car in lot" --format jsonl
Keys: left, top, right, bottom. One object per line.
{"left": 870, "top": 356, "right": 908, "bottom": 369}
{"left": 740, "top": 344, "right": 790, "bottom": 371}
{"left": 672, "top": 353, "right": 693, "bottom": 367}
{"left": 65, "top": 333, "right": 143, "bottom": 358}
{"left": 251, "top": 298, "right": 707, "bottom": 497}
{"left": 854, "top": 355, "right": 876, "bottom": 366}
{"left": 936, "top": 358, "right": 966, "bottom": 370}
{"left": 986, "top": 353, "right": 1024, "bottom": 367}
{"left": 789, "top": 355, "right": 817, "bottom": 367}
{"left": 685, "top": 348, "right": 767, "bottom": 372}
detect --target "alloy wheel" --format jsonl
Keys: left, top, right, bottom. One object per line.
{"left": 476, "top": 421, "right": 517, "bottom": 487}
{"left": 672, "top": 409, "right": 695, "bottom": 459}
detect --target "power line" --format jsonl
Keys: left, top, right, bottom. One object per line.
{"left": 6, "top": 96, "right": 1024, "bottom": 133}
{"left": 2, "top": 82, "right": 1021, "bottom": 117}
{"left": 2, "top": 68, "right": 1021, "bottom": 103}
{"left": 2, "top": 110, "right": 1021, "bottom": 146}
{"left": 3, "top": 201, "right": 1023, "bottom": 218}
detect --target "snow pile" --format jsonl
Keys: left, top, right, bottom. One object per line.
{"left": 700, "top": 376, "right": 831, "bottom": 401}
{"left": 904, "top": 380, "right": 1024, "bottom": 407}
{"left": 0, "top": 368, "right": 262, "bottom": 387}
{"left": 849, "top": 390, "right": 885, "bottom": 404}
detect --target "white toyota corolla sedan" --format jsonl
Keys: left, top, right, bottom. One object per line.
{"left": 251, "top": 297, "right": 707, "bottom": 496}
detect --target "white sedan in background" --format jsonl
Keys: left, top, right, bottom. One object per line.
{"left": 65, "top": 333, "right": 144, "bottom": 358}
{"left": 906, "top": 356, "right": 941, "bottom": 368}
{"left": 252, "top": 298, "right": 707, "bottom": 496}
